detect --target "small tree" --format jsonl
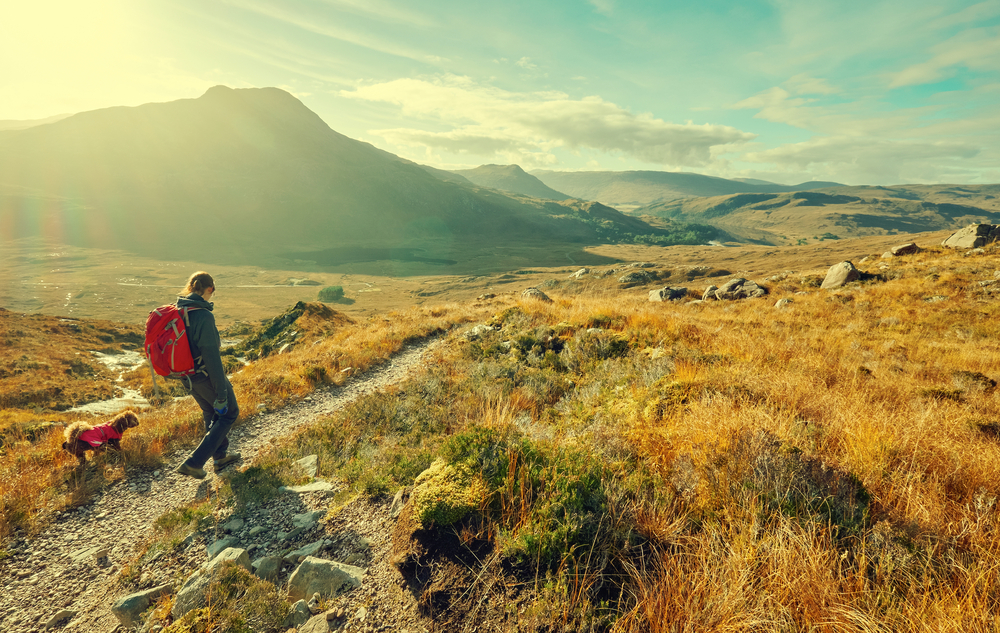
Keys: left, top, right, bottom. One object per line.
{"left": 318, "top": 286, "right": 344, "bottom": 302}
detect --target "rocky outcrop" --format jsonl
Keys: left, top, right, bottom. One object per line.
{"left": 882, "top": 242, "right": 920, "bottom": 258}
{"left": 619, "top": 271, "right": 655, "bottom": 287}
{"left": 110, "top": 584, "right": 172, "bottom": 628}
{"left": 704, "top": 278, "right": 767, "bottom": 300}
{"left": 172, "top": 547, "right": 252, "bottom": 619}
{"left": 648, "top": 287, "right": 688, "bottom": 302}
{"left": 286, "top": 556, "right": 364, "bottom": 601}
{"left": 942, "top": 224, "right": 1000, "bottom": 249}
{"left": 821, "top": 262, "right": 861, "bottom": 289}
{"left": 521, "top": 288, "right": 552, "bottom": 302}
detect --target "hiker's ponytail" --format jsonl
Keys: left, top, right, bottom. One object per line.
{"left": 183, "top": 271, "right": 215, "bottom": 296}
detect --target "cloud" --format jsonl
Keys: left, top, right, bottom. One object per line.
{"left": 515, "top": 57, "right": 537, "bottom": 70}
{"left": 890, "top": 26, "right": 1000, "bottom": 87}
{"left": 741, "top": 136, "right": 983, "bottom": 183}
{"left": 341, "top": 76, "right": 755, "bottom": 167}
{"left": 588, "top": 0, "right": 615, "bottom": 15}
{"left": 784, "top": 74, "right": 838, "bottom": 96}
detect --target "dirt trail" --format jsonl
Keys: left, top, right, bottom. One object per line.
{"left": 0, "top": 336, "right": 446, "bottom": 633}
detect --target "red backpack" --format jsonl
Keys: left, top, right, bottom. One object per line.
{"left": 144, "top": 305, "right": 202, "bottom": 386}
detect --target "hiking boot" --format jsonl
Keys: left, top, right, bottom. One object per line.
{"left": 177, "top": 462, "right": 206, "bottom": 479}
{"left": 214, "top": 453, "right": 241, "bottom": 470}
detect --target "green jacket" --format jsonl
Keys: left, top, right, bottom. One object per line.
{"left": 177, "top": 293, "right": 228, "bottom": 403}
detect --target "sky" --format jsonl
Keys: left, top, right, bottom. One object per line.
{"left": 2, "top": 0, "right": 999, "bottom": 185}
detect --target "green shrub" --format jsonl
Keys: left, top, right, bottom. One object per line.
{"left": 318, "top": 286, "right": 345, "bottom": 302}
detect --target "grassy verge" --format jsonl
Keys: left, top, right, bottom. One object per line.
{"left": 253, "top": 245, "right": 1000, "bottom": 630}
{"left": 0, "top": 303, "right": 489, "bottom": 544}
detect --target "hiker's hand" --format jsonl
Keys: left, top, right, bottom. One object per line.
{"left": 213, "top": 398, "right": 228, "bottom": 416}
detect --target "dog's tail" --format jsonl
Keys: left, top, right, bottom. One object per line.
{"left": 64, "top": 421, "right": 91, "bottom": 446}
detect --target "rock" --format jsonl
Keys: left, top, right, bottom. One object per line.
{"left": 207, "top": 537, "right": 239, "bottom": 559}
{"left": 111, "top": 584, "right": 172, "bottom": 628}
{"left": 223, "top": 518, "right": 245, "bottom": 533}
{"left": 889, "top": 242, "right": 920, "bottom": 256}
{"left": 715, "top": 278, "right": 767, "bottom": 300}
{"left": 250, "top": 526, "right": 267, "bottom": 537}
{"left": 618, "top": 270, "right": 654, "bottom": 287}
{"left": 278, "top": 343, "right": 294, "bottom": 354}
{"left": 292, "top": 510, "right": 326, "bottom": 530}
{"left": 300, "top": 613, "right": 332, "bottom": 633}
{"left": 389, "top": 487, "right": 408, "bottom": 518}
{"left": 821, "top": 262, "right": 860, "bottom": 289}
{"left": 284, "top": 599, "right": 312, "bottom": 629}
{"left": 521, "top": 288, "right": 552, "bottom": 302}
{"left": 277, "top": 527, "right": 305, "bottom": 541}
{"left": 648, "top": 287, "right": 687, "bottom": 302}
{"left": 253, "top": 555, "right": 283, "bottom": 581}
{"left": 172, "top": 548, "right": 251, "bottom": 620}
{"left": 69, "top": 545, "right": 104, "bottom": 564}
{"left": 280, "top": 480, "right": 335, "bottom": 494}
{"left": 880, "top": 251, "right": 894, "bottom": 259}
{"left": 942, "top": 224, "right": 1000, "bottom": 249}
{"left": 45, "top": 609, "right": 76, "bottom": 629}
{"left": 308, "top": 592, "right": 322, "bottom": 614}
{"left": 286, "top": 556, "right": 364, "bottom": 601}
{"left": 464, "top": 324, "right": 495, "bottom": 341}
{"left": 568, "top": 268, "right": 589, "bottom": 279}
{"left": 702, "top": 285, "right": 718, "bottom": 301}
{"left": 296, "top": 455, "right": 319, "bottom": 478}
{"left": 285, "top": 540, "right": 325, "bottom": 563}
{"left": 774, "top": 298, "right": 793, "bottom": 308}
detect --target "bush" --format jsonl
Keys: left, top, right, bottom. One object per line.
{"left": 318, "top": 286, "right": 345, "bottom": 302}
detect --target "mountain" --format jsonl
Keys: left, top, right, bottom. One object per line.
{"left": 638, "top": 187, "right": 1000, "bottom": 244}
{"left": 530, "top": 169, "right": 842, "bottom": 209}
{"left": 0, "top": 87, "right": 679, "bottom": 268}
{"left": 451, "top": 164, "right": 571, "bottom": 200}
{"left": 0, "top": 113, "right": 72, "bottom": 132}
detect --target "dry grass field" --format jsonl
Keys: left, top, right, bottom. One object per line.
{"left": 2, "top": 229, "right": 999, "bottom": 630}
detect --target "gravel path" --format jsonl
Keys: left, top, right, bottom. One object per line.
{"left": 0, "top": 336, "right": 446, "bottom": 633}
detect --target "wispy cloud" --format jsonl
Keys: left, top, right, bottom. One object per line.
{"left": 221, "top": 0, "right": 436, "bottom": 63}
{"left": 341, "top": 76, "right": 755, "bottom": 167}
{"left": 890, "top": 26, "right": 1000, "bottom": 87}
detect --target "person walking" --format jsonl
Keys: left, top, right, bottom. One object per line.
{"left": 175, "top": 271, "right": 241, "bottom": 479}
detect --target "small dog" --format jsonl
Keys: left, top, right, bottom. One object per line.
{"left": 62, "top": 410, "right": 140, "bottom": 462}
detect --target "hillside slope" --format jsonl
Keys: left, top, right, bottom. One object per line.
{"left": 0, "top": 87, "right": 671, "bottom": 267}
{"left": 452, "top": 164, "right": 572, "bottom": 200}
{"left": 531, "top": 169, "right": 841, "bottom": 208}
{"left": 639, "top": 187, "right": 1000, "bottom": 243}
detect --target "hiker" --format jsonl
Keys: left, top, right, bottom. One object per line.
{"left": 176, "top": 271, "right": 241, "bottom": 479}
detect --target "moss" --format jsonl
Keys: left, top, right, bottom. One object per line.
{"left": 410, "top": 458, "right": 485, "bottom": 528}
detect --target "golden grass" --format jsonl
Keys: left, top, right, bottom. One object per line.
{"left": 0, "top": 302, "right": 492, "bottom": 543}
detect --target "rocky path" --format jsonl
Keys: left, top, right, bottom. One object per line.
{"left": 0, "top": 336, "right": 447, "bottom": 633}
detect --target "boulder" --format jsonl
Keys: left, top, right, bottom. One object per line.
{"left": 44, "top": 609, "right": 77, "bottom": 630}
{"left": 648, "top": 287, "right": 687, "bottom": 302}
{"left": 111, "top": 584, "right": 173, "bottom": 628}
{"left": 714, "top": 278, "right": 767, "bottom": 300}
{"left": 618, "top": 270, "right": 654, "bottom": 287}
{"left": 821, "top": 262, "right": 860, "bottom": 289}
{"left": 207, "top": 536, "right": 239, "bottom": 559}
{"left": 521, "top": 288, "right": 552, "bottom": 302}
{"left": 286, "top": 556, "right": 364, "bottom": 602}
{"left": 942, "top": 224, "right": 1000, "bottom": 249}
{"left": 172, "top": 548, "right": 251, "bottom": 620}
{"left": 774, "top": 298, "right": 793, "bottom": 308}
{"left": 284, "top": 599, "right": 313, "bottom": 628}
{"left": 889, "top": 242, "right": 920, "bottom": 256}
{"left": 292, "top": 510, "right": 327, "bottom": 529}
{"left": 280, "top": 480, "right": 335, "bottom": 494}
{"left": 301, "top": 612, "right": 333, "bottom": 633}
{"left": 285, "top": 540, "right": 326, "bottom": 563}
{"left": 568, "top": 268, "right": 589, "bottom": 279}
{"left": 295, "top": 454, "right": 319, "bottom": 478}
{"left": 410, "top": 459, "right": 482, "bottom": 528}
{"left": 252, "top": 555, "right": 283, "bottom": 581}
{"left": 702, "top": 285, "right": 718, "bottom": 301}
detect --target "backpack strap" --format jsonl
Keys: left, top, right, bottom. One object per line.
{"left": 179, "top": 306, "right": 209, "bottom": 379}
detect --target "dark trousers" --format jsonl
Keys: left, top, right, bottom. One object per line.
{"left": 185, "top": 377, "right": 240, "bottom": 468}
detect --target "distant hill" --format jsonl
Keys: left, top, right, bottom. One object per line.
{"left": 0, "top": 113, "right": 72, "bottom": 132}
{"left": 637, "top": 187, "right": 1000, "bottom": 244}
{"left": 530, "top": 169, "right": 841, "bottom": 208}
{"left": 0, "top": 87, "right": 695, "bottom": 268}
{"left": 452, "top": 164, "right": 571, "bottom": 200}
